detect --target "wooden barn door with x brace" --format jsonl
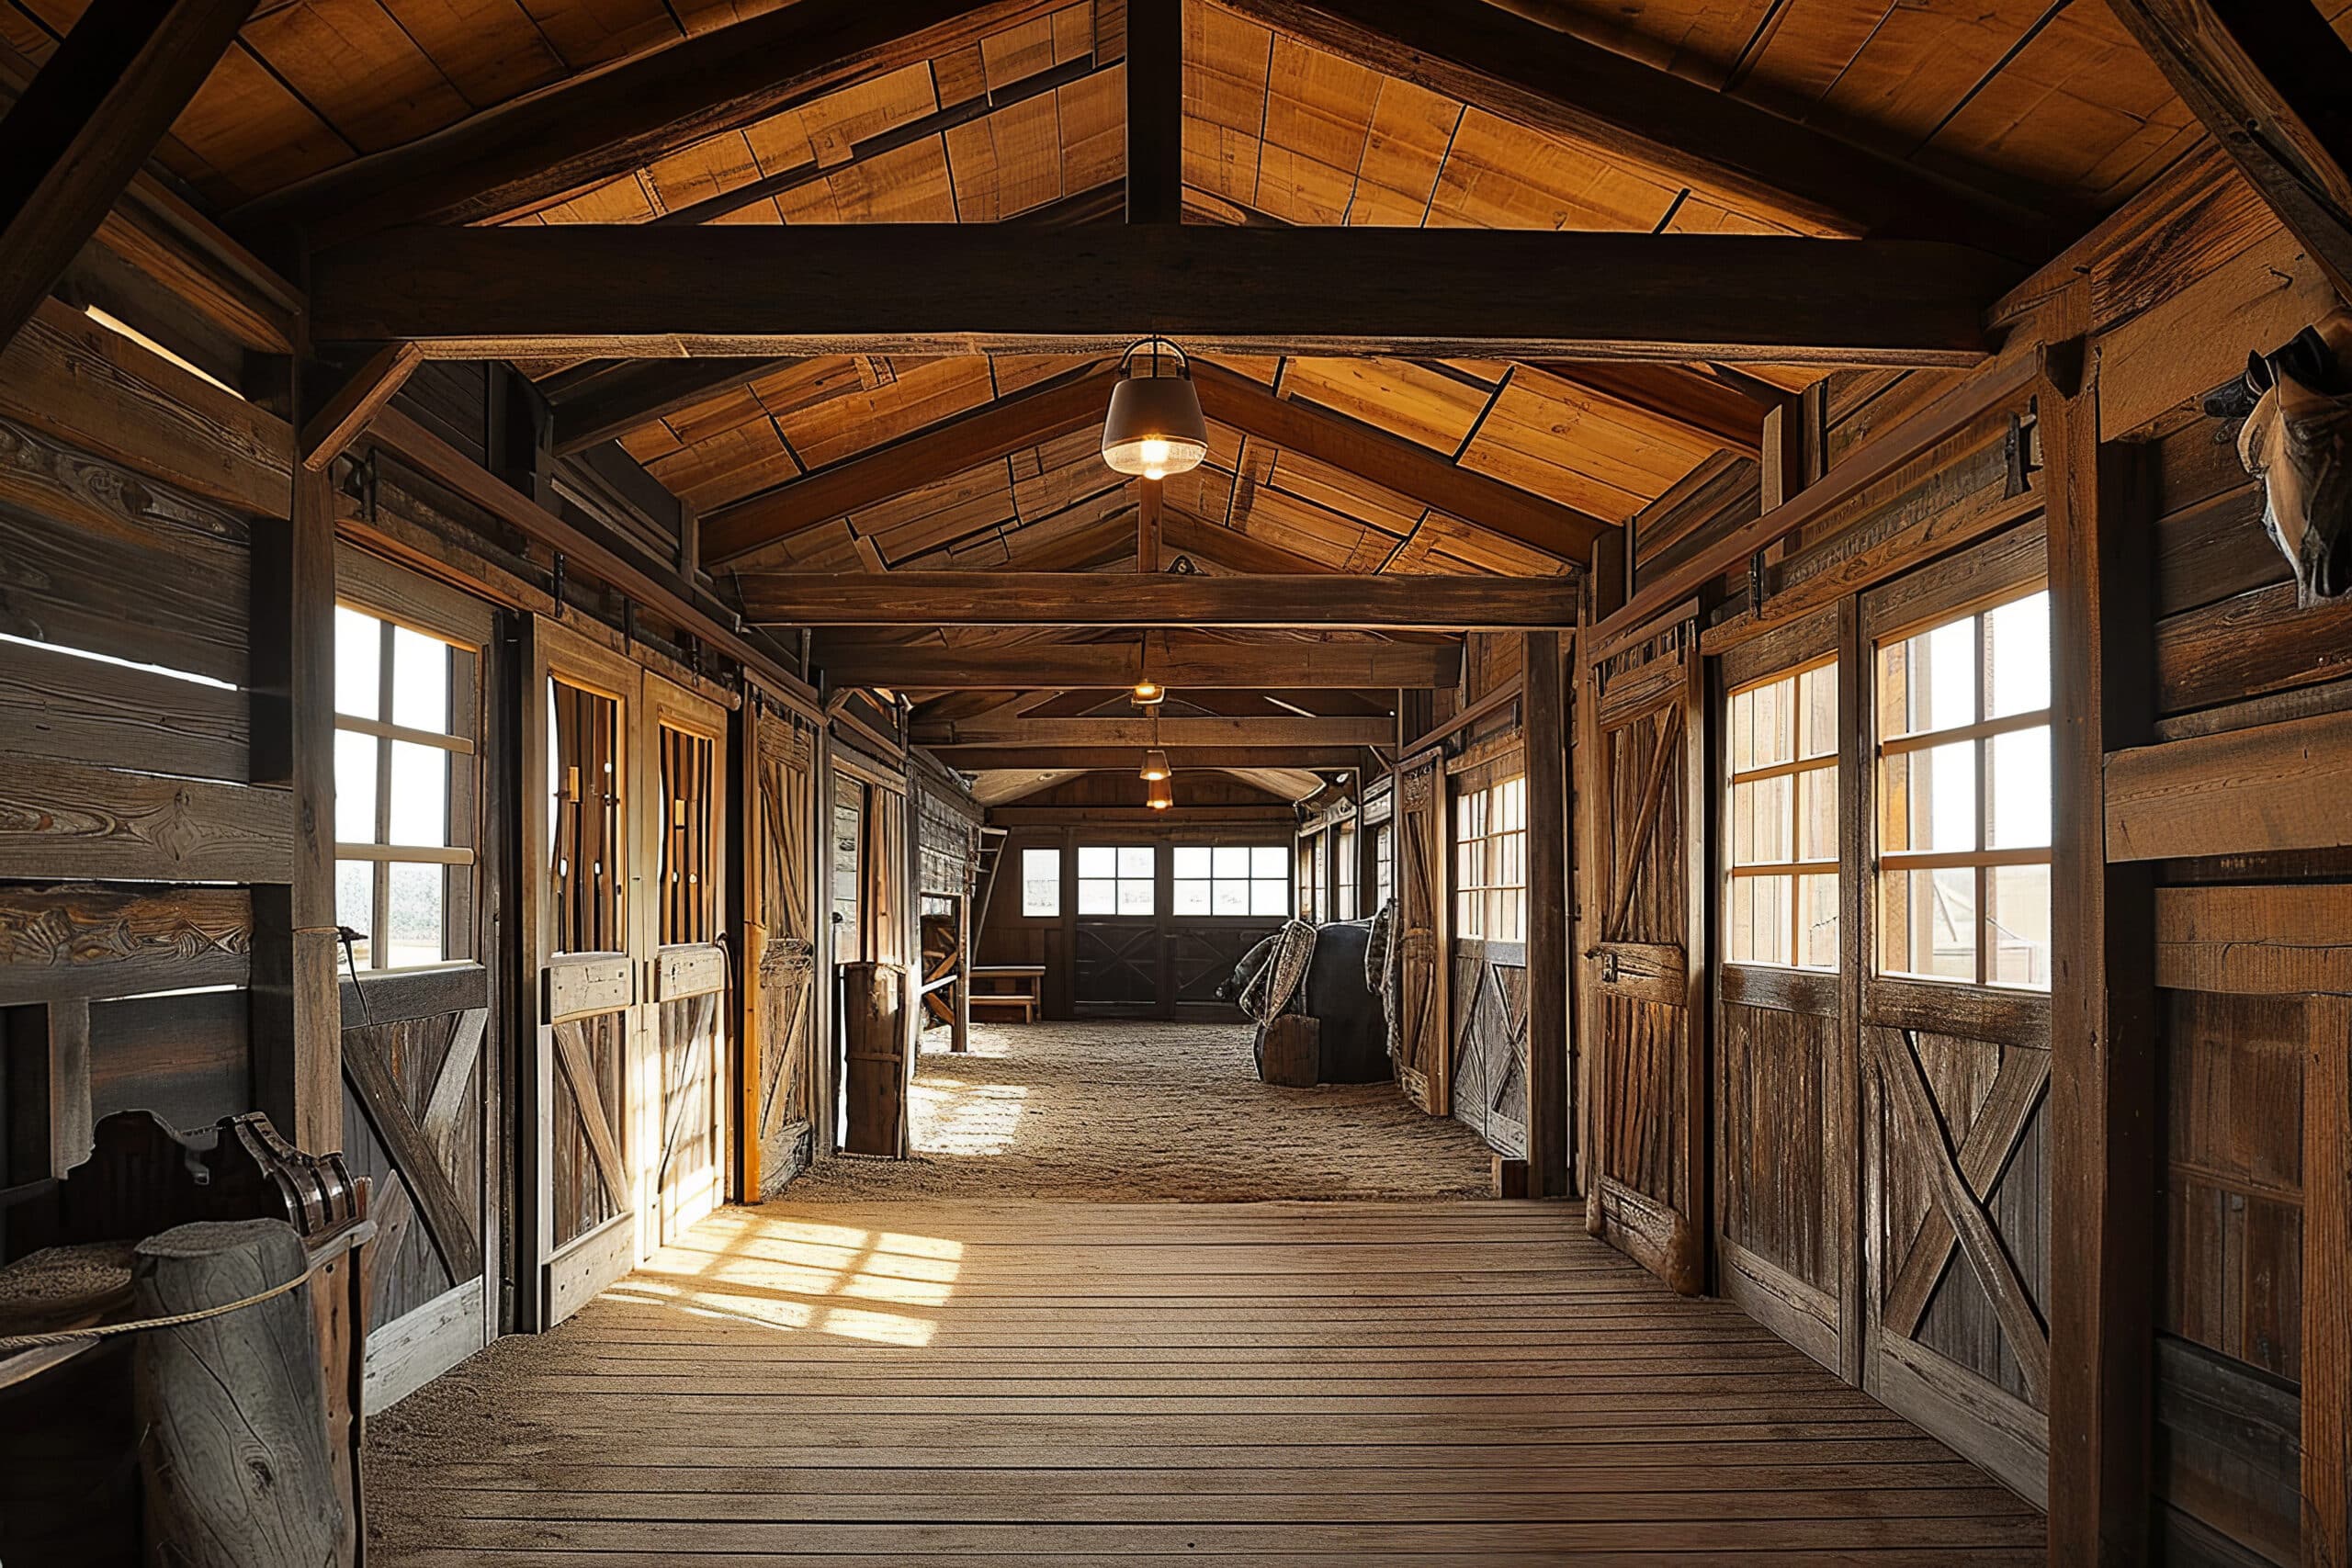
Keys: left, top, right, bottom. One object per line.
{"left": 1580, "top": 615, "right": 1708, "bottom": 1294}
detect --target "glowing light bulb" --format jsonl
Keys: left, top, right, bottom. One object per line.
{"left": 1140, "top": 437, "right": 1170, "bottom": 466}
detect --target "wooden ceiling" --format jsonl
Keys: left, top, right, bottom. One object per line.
{"left": 10, "top": 0, "right": 2323, "bottom": 786}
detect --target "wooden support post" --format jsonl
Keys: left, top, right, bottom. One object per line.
{"left": 1125, "top": 0, "right": 1181, "bottom": 226}
{"left": 2044, "top": 314, "right": 2159, "bottom": 1564}
{"left": 950, "top": 891, "right": 971, "bottom": 1055}
{"left": 250, "top": 465, "right": 342, "bottom": 1153}
{"left": 1523, "top": 628, "right": 1570, "bottom": 1199}
{"left": 2307, "top": 995, "right": 2351, "bottom": 1566}
{"left": 134, "top": 1218, "right": 346, "bottom": 1567}
{"left": 299, "top": 341, "right": 421, "bottom": 471}
{"left": 1137, "top": 477, "right": 1162, "bottom": 572}
{"left": 0, "top": 0, "right": 260, "bottom": 349}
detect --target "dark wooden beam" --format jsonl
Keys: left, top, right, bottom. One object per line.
{"left": 1191, "top": 362, "right": 1611, "bottom": 559}
{"left": 741, "top": 571, "right": 1578, "bottom": 628}
{"left": 550, "top": 356, "right": 803, "bottom": 457}
{"left": 1215, "top": 0, "right": 2058, "bottom": 257}
{"left": 0, "top": 0, "right": 260, "bottom": 348}
{"left": 1162, "top": 511, "right": 1335, "bottom": 575}
{"left": 309, "top": 225, "right": 2018, "bottom": 367}
{"left": 1137, "top": 478, "right": 1162, "bottom": 572}
{"left": 236, "top": 0, "right": 1068, "bottom": 244}
{"left": 1522, "top": 627, "right": 1569, "bottom": 1199}
{"left": 1524, "top": 362, "right": 1771, "bottom": 456}
{"left": 300, "top": 342, "right": 423, "bottom": 471}
{"left": 2107, "top": 0, "right": 2352, "bottom": 300}
{"left": 914, "top": 715, "right": 1395, "bottom": 747}
{"left": 1125, "top": 0, "right": 1181, "bottom": 225}
{"left": 703, "top": 366, "right": 1118, "bottom": 564}
{"left": 933, "top": 745, "right": 1368, "bottom": 770}
{"left": 820, "top": 633, "right": 1462, "bottom": 689}
{"left": 2044, "top": 316, "right": 2160, "bottom": 1565}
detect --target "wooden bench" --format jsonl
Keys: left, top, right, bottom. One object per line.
{"left": 967, "top": 965, "right": 1046, "bottom": 1021}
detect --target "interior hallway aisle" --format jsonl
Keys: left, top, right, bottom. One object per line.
{"left": 789, "top": 1020, "right": 1496, "bottom": 1201}
{"left": 364, "top": 1200, "right": 2046, "bottom": 1563}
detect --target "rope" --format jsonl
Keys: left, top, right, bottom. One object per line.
{"left": 0, "top": 1252, "right": 334, "bottom": 1355}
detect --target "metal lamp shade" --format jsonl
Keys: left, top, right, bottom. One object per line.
{"left": 1102, "top": 372, "right": 1209, "bottom": 479}
{"left": 1139, "top": 748, "right": 1171, "bottom": 782}
{"left": 1145, "top": 774, "right": 1175, "bottom": 810}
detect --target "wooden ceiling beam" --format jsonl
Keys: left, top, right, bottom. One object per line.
{"left": 308, "top": 225, "right": 2018, "bottom": 367}
{"left": 819, "top": 633, "right": 1462, "bottom": 689}
{"left": 702, "top": 365, "right": 1119, "bottom": 564}
{"left": 914, "top": 715, "right": 1395, "bottom": 747}
{"left": 1126, "top": 0, "right": 1182, "bottom": 225}
{"left": 1215, "top": 0, "right": 2060, "bottom": 258}
{"left": 931, "top": 745, "right": 1371, "bottom": 769}
{"left": 0, "top": 0, "right": 261, "bottom": 349}
{"left": 1190, "top": 361, "right": 1610, "bottom": 560}
{"left": 740, "top": 570, "right": 1577, "bottom": 628}
{"left": 1162, "top": 511, "right": 1338, "bottom": 575}
{"left": 2106, "top": 0, "right": 2352, "bottom": 300}
{"left": 236, "top": 0, "right": 1069, "bottom": 245}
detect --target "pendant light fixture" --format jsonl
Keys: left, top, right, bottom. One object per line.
{"left": 1102, "top": 337, "right": 1209, "bottom": 481}
{"left": 1138, "top": 704, "right": 1170, "bottom": 784}
{"left": 1131, "top": 633, "right": 1166, "bottom": 707}
{"left": 1145, "top": 773, "right": 1174, "bottom": 811}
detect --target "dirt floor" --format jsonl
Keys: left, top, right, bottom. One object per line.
{"left": 786, "top": 1019, "right": 1494, "bottom": 1202}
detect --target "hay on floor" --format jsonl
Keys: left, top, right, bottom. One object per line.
{"left": 786, "top": 1019, "right": 1494, "bottom": 1203}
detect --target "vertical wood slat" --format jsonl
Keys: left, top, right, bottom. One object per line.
{"left": 1522, "top": 629, "right": 1569, "bottom": 1197}
{"left": 2044, "top": 308, "right": 2160, "bottom": 1565}
{"left": 2310, "top": 995, "right": 2351, "bottom": 1567}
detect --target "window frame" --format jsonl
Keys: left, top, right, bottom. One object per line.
{"left": 1334, "top": 820, "right": 1359, "bottom": 922}
{"left": 1453, "top": 773, "right": 1528, "bottom": 943}
{"left": 1871, "top": 581, "right": 2054, "bottom": 991}
{"left": 1171, "top": 841, "right": 1291, "bottom": 919}
{"left": 1723, "top": 654, "right": 1840, "bottom": 973}
{"left": 1076, "top": 841, "right": 1159, "bottom": 918}
{"left": 332, "top": 558, "right": 490, "bottom": 974}
{"left": 1017, "top": 846, "right": 1061, "bottom": 919}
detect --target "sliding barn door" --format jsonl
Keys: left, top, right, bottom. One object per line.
{"left": 645, "top": 678, "right": 729, "bottom": 1245}
{"left": 744, "top": 694, "right": 819, "bottom": 1199}
{"left": 1391, "top": 750, "right": 1449, "bottom": 1115}
{"left": 1582, "top": 619, "right": 1706, "bottom": 1293}
{"left": 523, "top": 619, "right": 647, "bottom": 1328}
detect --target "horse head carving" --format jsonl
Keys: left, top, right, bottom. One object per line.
{"left": 2236, "top": 309, "right": 2352, "bottom": 605}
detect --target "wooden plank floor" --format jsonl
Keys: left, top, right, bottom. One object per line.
{"left": 367, "top": 1201, "right": 2047, "bottom": 1564}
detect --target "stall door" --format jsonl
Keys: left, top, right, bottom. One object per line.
{"left": 525, "top": 619, "right": 646, "bottom": 1328}
{"left": 1391, "top": 750, "right": 1449, "bottom": 1115}
{"left": 840, "top": 780, "right": 910, "bottom": 1156}
{"left": 330, "top": 551, "right": 503, "bottom": 1411}
{"left": 1581, "top": 621, "right": 1706, "bottom": 1294}
{"left": 744, "top": 696, "right": 818, "bottom": 1198}
{"left": 647, "top": 680, "right": 729, "bottom": 1245}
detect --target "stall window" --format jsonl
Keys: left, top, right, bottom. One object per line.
{"left": 831, "top": 777, "right": 863, "bottom": 958}
{"left": 1726, "top": 660, "right": 1838, "bottom": 969}
{"left": 1077, "top": 844, "right": 1157, "bottom": 915}
{"left": 1173, "top": 845, "right": 1289, "bottom": 917}
{"left": 1019, "top": 848, "right": 1060, "bottom": 917}
{"left": 1454, "top": 776, "right": 1527, "bottom": 942}
{"left": 1374, "top": 822, "right": 1394, "bottom": 911}
{"left": 1877, "top": 589, "right": 2052, "bottom": 988}
{"left": 1335, "top": 823, "right": 1359, "bottom": 920}
{"left": 334, "top": 604, "right": 477, "bottom": 969}
{"left": 1298, "top": 835, "right": 1323, "bottom": 922}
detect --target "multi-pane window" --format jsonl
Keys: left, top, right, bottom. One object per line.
{"left": 1173, "top": 845, "right": 1289, "bottom": 917}
{"left": 1078, "top": 845, "right": 1157, "bottom": 915}
{"left": 1877, "top": 589, "right": 2052, "bottom": 988}
{"left": 1335, "top": 823, "right": 1359, "bottom": 921}
{"left": 831, "top": 777, "right": 863, "bottom": 957}
{"left": 1298, "top": 836, "right": 1324, "bottom": 922}
{"left": 334, "top": 605, "right": 476, "bottom": 969}
{"left": 1726, "top": 660, "right": 1838, "bottom": 969}
{"left": 1454, "top": 776, "right": 1527, "bottom": 942}
{"left": 1020, "top": 848, "right": 1060, "bottom": 917}
{"left": 1374, "top": 822, "right": 1394, "bottom": 911}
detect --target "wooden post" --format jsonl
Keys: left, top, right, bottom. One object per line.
{"left": 250, "top": 463, "right": 343, "bottom": 1153}
{"left": 951, "top": 889, "right": 972, "bottom": 1055}
{"left": 1137, "top": 477, "right": 1162, "bottom": 572}
{"left": 2309, "top": 995, "right": 2352, "bottom": 1568}
{"left": 134, "top": 1218, "right": 345, "bottom": 1567}
{"left": 2044, "top": 314, "right": 2159, "bottom": 1563}
{"left": 1523, "top": 628, "right": 1570, "bottom": 1199}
